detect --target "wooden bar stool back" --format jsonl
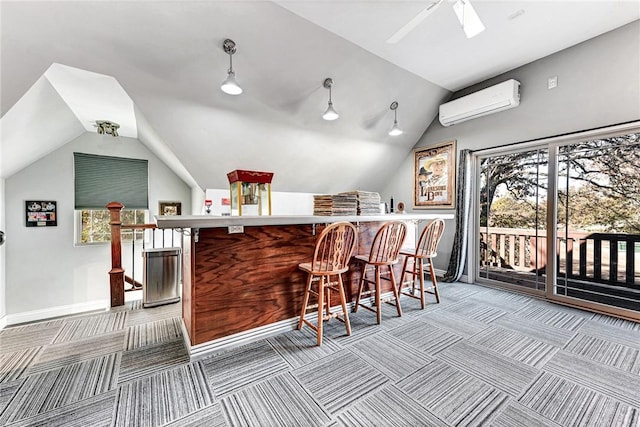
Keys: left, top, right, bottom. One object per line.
{"left": 354, "top": 221, "right": 407, "bottom": 324}
{"left": 399, "top": 218, "right": 446, "bottom": 309}
{"left": 298, "top": 222, "right": 358, "bottom": 346}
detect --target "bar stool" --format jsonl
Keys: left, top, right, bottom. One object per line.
{"left": 399, "top": 218, "right": 445, "bottom": 309}
{"left": 354, "top": 221, "right": 407, "bottom": 324}
{"left": 298, "top": 222, "right": 358, "bottom": 346}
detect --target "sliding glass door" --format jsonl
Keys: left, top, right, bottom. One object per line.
{"left": 478, "top": 149, "right": 548, "bottom": 293}
{"left": 556, "top": 133, "right": 640, "bottom": 311}
{"left": 476, "top": 128, "right": 640, "bottom": 319}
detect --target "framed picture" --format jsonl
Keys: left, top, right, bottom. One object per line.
{"left": 25, "top": 200, "right": 57, "bottom": 227}
{"left": 414, "top": 140, "right": 456, "bottom": 209}
{"left": 159, "top": 201, "right": 182, "bottom": 216}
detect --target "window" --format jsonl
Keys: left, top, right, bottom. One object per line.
{"left": 74, "top": 153, "right": 148, "bottom": 209}
{"left": 73, "top": 152, "right": 149, "bottom": 245}
{"left": 77, "top": 209, "right": 147, "bottom": 244}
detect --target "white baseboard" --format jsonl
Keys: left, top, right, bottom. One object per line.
{"left": 0, "top": 315, "right": 7, "bottom": 330}
{"left": 182, "top": 273, "right": 473, "bottom": 360}
{"left": 187, "top": 316, "right": 300, "bottom": 361}
{"left": 185, "top": 290, "right": 403, "bottom": 360}
{"left": 5, "top": 299, "right": 109, "bottom": 326}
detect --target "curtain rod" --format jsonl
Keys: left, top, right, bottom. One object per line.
{"left": 470, "top": 119, "right": 640, "bottom": 154}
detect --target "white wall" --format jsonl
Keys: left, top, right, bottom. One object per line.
{"left": 0, "top": 178, "right": 6, "bottom": 327}
{"left": 382, "top": 21, "right": 640, "bottom": 273}
{"left": 4, "top": 132, "right": 191, "bottom": 323}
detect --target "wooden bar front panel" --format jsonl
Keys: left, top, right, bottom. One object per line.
{"left": 187, "top": 221, "right": 405, "bottom": 345}
{"left": 181, "top": 232, "right": 194, "bottom": 341}
{"left": 191, "top": 224, "right": 317, "bottom": 344}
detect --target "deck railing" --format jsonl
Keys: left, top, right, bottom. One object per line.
{"left": 480, "top": 227, "right": 640, "bottom": 287}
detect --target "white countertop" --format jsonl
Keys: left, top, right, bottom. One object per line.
{"left": 154, "top": 213, "right": 454, "bottom": 229}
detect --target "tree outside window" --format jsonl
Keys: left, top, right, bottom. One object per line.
{"left": 79, "top": 209, "right": 146, "bottom": 244}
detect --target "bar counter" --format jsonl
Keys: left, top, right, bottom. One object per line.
{"left": 155, "top": 213, "right": 452, "bottom": 357}
{"left": 155, "top": 213, "right": 447, "bottom": 229}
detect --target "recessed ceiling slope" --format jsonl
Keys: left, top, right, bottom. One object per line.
{"left": 0, "top": 74, "right": 85, "bottom": 178}
{"left": 1, "top": 63, "right": 139, "bottom": 178}
{"left": 45, "top": 63, "right": 137, "bottom": 138}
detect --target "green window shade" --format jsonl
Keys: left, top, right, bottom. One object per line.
{"left": 74, "top": 152, "right": 149, "bottom": 209}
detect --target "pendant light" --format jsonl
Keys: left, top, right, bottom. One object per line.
{"left": 388, "top": 101, "right": 403, "bottom": 136}
{"left": 221, "top": 39, "right": 242, "bottom": 95}
{"left": 322, "top": 78, "right": 339, "bottom": 121}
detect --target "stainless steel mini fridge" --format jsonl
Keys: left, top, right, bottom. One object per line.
{"left": 142, "top": 247, "right": 181, "bottom": 308}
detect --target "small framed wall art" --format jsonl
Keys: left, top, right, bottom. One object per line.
{"left": 25, "top": 200, "right": 57, "bottom": 227}
{"left": 159, "top": 201, "right": 182, "bottom": 216}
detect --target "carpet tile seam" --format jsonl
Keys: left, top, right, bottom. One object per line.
{"left": 0, "top": 390, "right": 118, "bottom": 427}
{"left": 26, "top": 338, "right": 127, "bottom": 377}
{"left": 394, "top": 358, "right": 513, "bottom": 425}
{"left": 549, "top": 367, "right": 640, "bottom": 410}
{"left": 516, "top": 370, "right": 640, "bottom": 426}
{"left": 206, "top": 363, "right": 291, "bottom": 400}
{"left": 335, "top": 382, "right": 450, "bottom": 427}
{"left": 489, "top": 312, "right": 579, "bottom": 348}
{"left": 574, "top": 320, "right": 640, "bottom": 351}
{"left": 348, "top": 331, "right": 433, "bottom": 383}
{"left": 291, "top": 349, "right": 391, "bottom": 417}
{"left": 551, "top": 348, "right": 640, "bottom": 382}
{"left": 467, "top": 324, "right": 562, "bottom": 369}
{"left": 434, "top": 342, "right": 540, "bottom": 397}
{"left": 0, "top": 369, "right": 118, "bottom": 425}
{"left": 561, "top": 332, "right": 640, "bottom": 374}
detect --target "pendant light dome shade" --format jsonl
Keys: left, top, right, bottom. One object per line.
{"left": 221, "top": 39, "right": 243, "bottom": 95}
{"left": 388, "top": 101, "right": 403, "bottom": 136}
{"left": 322, "top": 78, "right": 339, "bottom": 120}
{"left": 323, "top": 102, "right": 339, "bottom": 121}
{"left": 389, "top": 120, "right": 403, "bottom": 136}
{"left": 221, "top": 70, "right": 242, "bottom": 95}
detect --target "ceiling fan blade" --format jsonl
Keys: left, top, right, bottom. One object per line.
{"left": 453, "top": 0, "right": 485, "bottom": 38}
{"left": 386, "top": 0, "right": 444, "bottom": 44}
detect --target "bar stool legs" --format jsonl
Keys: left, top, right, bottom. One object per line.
{"left": 298, "top": 274, "right": 352, "bottom": 346}
{"left": 400, "top": 255, "right": 440, "bottom": 309}
{"left": 297, "top": 222, "right": 357, "bottom": 346}
{"left": 398, "top": 218, "right": 445, "bottom": 309}
{"left": 353, "top": 221, "right": 407, "bottom": 324}
{"left": 354, "top": 263, "right": 403, "bottom": 324}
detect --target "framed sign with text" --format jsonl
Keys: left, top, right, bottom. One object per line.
{"left": 414, "top": 140, "right": 456, "bottom": 209}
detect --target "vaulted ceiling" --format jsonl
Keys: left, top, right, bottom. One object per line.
{"left": 1, "top": 1, "right": 638, "bottom": 194}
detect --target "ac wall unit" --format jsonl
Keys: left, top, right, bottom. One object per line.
{"left": 439, "top": 79, "right": 521, "bottom": 127}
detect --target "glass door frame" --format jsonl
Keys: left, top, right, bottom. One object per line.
{"left": 469, "top": 121, "right": 640, "bottom": 322}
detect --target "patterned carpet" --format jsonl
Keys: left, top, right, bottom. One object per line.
{"left": 1, "top": 282, "right": 639, "bottom": 426}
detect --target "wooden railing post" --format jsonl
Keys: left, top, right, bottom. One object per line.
{"left": 107, "top": 202, "right": 125, "bottom": 307}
